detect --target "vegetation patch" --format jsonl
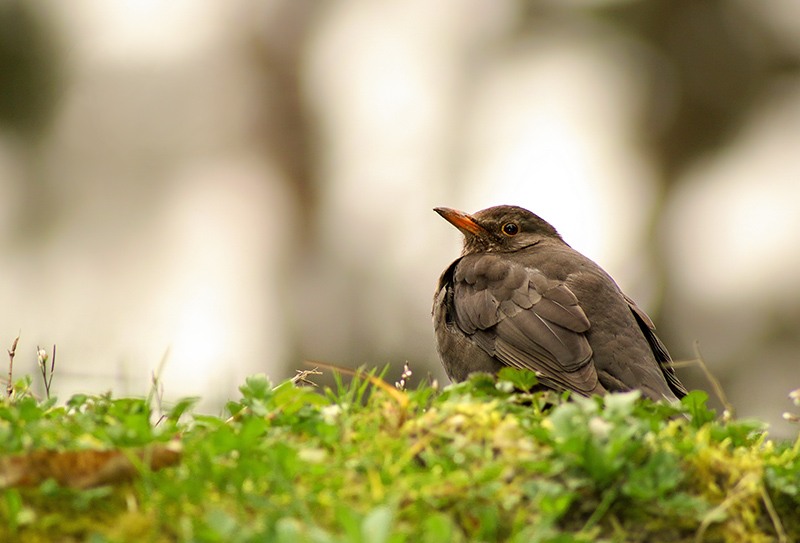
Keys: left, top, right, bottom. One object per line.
{"left": 1, "top": 366, "right": 799, "bottom": 542}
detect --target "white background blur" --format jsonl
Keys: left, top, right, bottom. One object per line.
{"left": 1, "top": 0, "right": 799, "bottom": 436}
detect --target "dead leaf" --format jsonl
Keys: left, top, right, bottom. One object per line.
{"left": 0, "top": 437, "right": 182, "bottom": 489}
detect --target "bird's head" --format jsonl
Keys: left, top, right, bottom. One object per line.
{"left": 434, "top": 205, "right": 563, "bottom": 254}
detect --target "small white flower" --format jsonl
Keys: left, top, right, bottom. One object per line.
{"left": 495, "top": 380, "right": 514, "bottom": 393}
{"left": 298, "top": 447, "right": 327, "bottom": 463}
{"left": 448, "top": 414, "right": 468, "bottom": 429}
{"left": 321, "top": 404, "right": 343, "bottom": 424}
{"left": 588, "top": 416, "right": 612, "bottom": 439}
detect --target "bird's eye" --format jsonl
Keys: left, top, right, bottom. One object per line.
{"left": 502, "top": 222, "right": 519, "bottom": 236}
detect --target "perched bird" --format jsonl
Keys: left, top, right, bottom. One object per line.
{"left": 432, "top": 205, "right": 687, "bottom": 402}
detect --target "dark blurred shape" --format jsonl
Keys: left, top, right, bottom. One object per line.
{"left": 602, "top": 0, "right": 800, "bottom": 181}
{"left": 518, "top": 0, "right": 800, "bottom": 184}
{"left": 251, "top": 1, "right": 319, "bottom": 238}
{"left": 0, "top": 1, "right": 64, "bottom": 242}
{"left": 0, "top": 1, "right": 62, "bottom": 141}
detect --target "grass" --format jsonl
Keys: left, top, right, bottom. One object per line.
{"left": 1, "top": 365, "right": 799, "bottom": 543}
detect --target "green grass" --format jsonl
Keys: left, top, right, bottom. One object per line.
{"left": 1, "top": 368, "right": 799, "bottom": 543}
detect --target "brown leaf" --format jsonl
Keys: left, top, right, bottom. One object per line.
{"left": 0, "top": 437, "right": 182, "bottom": 489}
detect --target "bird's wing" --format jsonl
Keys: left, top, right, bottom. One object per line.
{"left": 623, "top": 294, "right": 688, "bottom": 399}
{"left": 452, "top": 253, "right": 599, "bottom": 394}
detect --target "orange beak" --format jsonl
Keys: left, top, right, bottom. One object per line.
{"left": 434, "top": 207, "right": 485, "bottom": 236}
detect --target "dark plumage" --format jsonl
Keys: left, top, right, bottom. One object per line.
{"left": 432, "top": 205, "right": 687, "bottom": 402}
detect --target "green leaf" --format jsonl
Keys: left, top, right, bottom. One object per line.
{"left": 622, "top": 449, "right": 683, "bottom": 499}
{"left": 275, "top": 518, "right": 306, "bottom": 543}
{"left": 3, "top": 489, "right": 22, "bottom": 534}
{"left": 497, "top": 367, "right": 539, "bottom": 391}
{"left": 601, "top": 390, "right": 641, "bottom": 419}
{"left": 361, "top": 506, "right": 394, "bottom": 543}
{"left": 681, "top": 390, "right": 716, "bottom": 427}
{"left": 334, "top": 506, "right": 362, "bottom": 543}
{"left": 205, "top": 509, "right": 238, "bottom": 539}
{"left": 166, "top": 396, "right": 200, "bottom": 423}
{"left": 422, "top": 513, "right": 455, "bottom": 543}
{"left": 239, "top": 374, "right": 273, "bottom": 401}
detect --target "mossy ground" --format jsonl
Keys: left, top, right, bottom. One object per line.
{"left": 1, "top": 368, "right": 799, "bottom": 543}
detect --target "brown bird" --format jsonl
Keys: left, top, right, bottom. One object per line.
{"left": 432, "top": 205, "right": 687, "bottom": 402}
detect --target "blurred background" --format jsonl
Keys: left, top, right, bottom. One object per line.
{"left": 1, "top": 0, "right": 798, "bottom": 435}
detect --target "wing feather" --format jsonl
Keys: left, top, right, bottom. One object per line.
{"left": 452, "top": 253, "right": 597, "bottom": 395}
{"left": 623, "top": 294, "right": 688, "bottom": 398}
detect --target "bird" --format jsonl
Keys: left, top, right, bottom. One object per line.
{"left": 432, "top": 205, "right": 687, "bottom": 402}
